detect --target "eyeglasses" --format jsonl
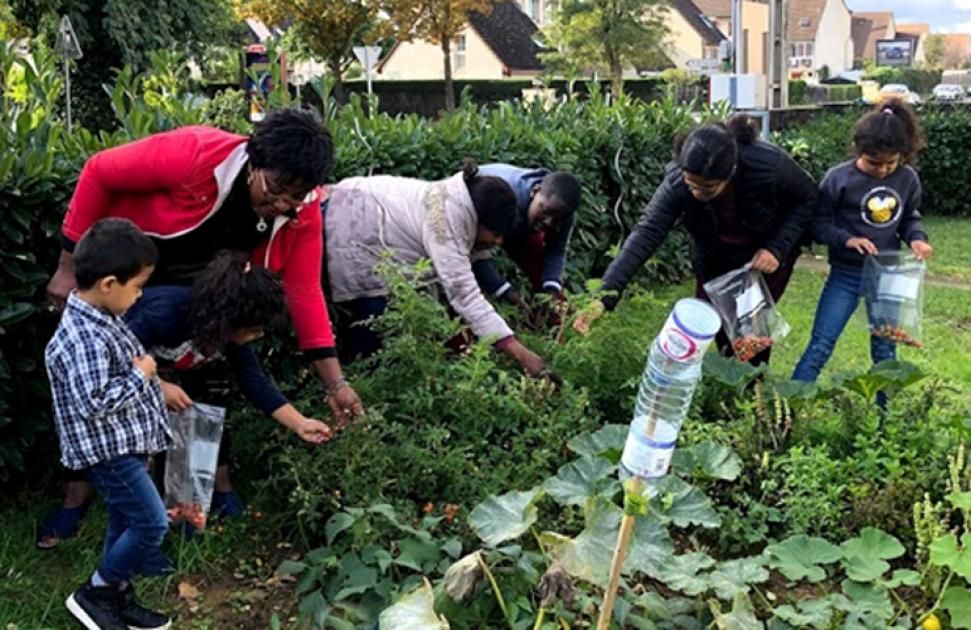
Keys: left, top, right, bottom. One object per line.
{"left": 258, "top": 169, "right": 312, "bottom": 209}
{"left": 683, "top": 174, "right": 728, "bottom": 198}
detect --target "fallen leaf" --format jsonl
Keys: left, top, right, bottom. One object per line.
{"left": 178, "top": 581, "right": 201, "bottom": 600}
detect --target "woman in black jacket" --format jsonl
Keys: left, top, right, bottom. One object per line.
{"left": 576, "top": 115, "right": 817, "bottom": 364}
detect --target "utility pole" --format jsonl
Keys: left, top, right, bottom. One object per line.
{"left": 767, "top": 0, "right": 789, "bottom": 109}
{"left": 731, "top": 0, "right": 745, "bottom": 74}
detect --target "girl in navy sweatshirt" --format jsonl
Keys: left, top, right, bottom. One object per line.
{"left": 792, "top": 99, "right": 933, "bottom": 391}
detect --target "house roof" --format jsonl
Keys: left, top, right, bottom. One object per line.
{"left": 467, "top": 1, "right": 545, "bottom": 73}
{"left": 853, "top": 11, "right": 895, "bottom": 60}
{"left": 944, "top": 34, "right": 971, "bottom": 61}
{"left": 692, "top": 0, "right": 731, "bottom": 18}
{"left": 670, "top": 0, "right": 727, "bottom": 45}
{"left": 896, "top": 23, "right": 930, "bottom": 39}
{"left": 788, "top": 0, "right": 828, "bottom": 42}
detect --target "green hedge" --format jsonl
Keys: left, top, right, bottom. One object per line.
{"left": 775, "top": 103, "right": 971, "bottom": 215}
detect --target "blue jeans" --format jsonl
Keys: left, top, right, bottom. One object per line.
{"left": 85, "top": 454, "right": 169, "bottom": 584}
{"left": 792, "top": 264, "right": 896, "bottom": 386}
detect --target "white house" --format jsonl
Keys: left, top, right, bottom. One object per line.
{"left": 788, "top": 0, "right": 854, "bottom": 79}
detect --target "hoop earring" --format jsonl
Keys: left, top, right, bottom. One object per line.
{"left": 246, "top": 166, "right": 254, "bottom": 186}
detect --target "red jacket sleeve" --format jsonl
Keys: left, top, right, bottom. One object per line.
{"left": 62, "top": 131, "right": 200, "bottom": 244}
{"left": 279, "top": 203, "right": 336, "bottom": 355}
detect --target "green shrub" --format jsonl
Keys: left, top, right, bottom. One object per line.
{"left": 776, "top": 104, "right": 971, "bottom": 215}
{"left": 823, "top": 84, "right": 862, "bottom": 102}
{"left": 788, "top": 80, "right": 809, "bottom": 105}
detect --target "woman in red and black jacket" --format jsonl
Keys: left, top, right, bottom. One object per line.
{"left": 38, "top": 109, "right": 363, "bottom": 549}
{"left": 575, "top": 115, "right": 817, "bottom": 365}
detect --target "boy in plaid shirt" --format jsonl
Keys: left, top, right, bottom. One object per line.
{"left": 46, "top": 218, "right": 172, "bottom": 630}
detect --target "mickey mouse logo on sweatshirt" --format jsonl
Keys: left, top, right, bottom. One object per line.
{"left": 860, "top": 186, "right": 903, "bottom": 228}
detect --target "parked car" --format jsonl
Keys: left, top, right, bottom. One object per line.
{"left": 932, "top": 84, "right": 965, "bottom": 101}
{"left": 879, "top": 83, "right": 921, "bottom": 105}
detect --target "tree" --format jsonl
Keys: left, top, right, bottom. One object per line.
{"left": 398, "top": 0, "right": 493, "bottom": 110}
{"left": 10, "top": 0, "right": 236, "bottom": 130}
{"left": 235, "top": 0, "right": 396, "bottom": 103}
{"left": 541, "top": 0, "right": 669, "bottom": 97}
{"left": 925, "top": 34, "right": 945, "bottom": 70}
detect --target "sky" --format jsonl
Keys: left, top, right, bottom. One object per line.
{"left": 845, "top": 0, "right": 971, "bottom": 33}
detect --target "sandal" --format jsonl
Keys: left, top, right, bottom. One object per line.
{"left": 36, "top": 500, "right": 93, "bottom": 550}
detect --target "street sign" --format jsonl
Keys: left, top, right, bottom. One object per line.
{"left": 54, "top": 15, "right": 82, "bottom": 60}
{"left": 353, "top": 46, "right": 382, "bottom": 71}
{"left": 686, "top": 58, "right": 721, "bottom": 74}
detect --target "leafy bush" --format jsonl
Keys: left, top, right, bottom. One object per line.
{"left": 776, "top": 104, "right": 971, "bottom": 215}
{"left": 789, "top": 80, "right": 809, "bottom": 105}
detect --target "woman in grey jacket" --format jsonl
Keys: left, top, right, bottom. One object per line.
{"left": 324, "top": 163, "right": 551, "bottom": 377}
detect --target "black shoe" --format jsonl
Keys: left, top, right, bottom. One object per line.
{"left": 118, "top": 583, "right": 171, "bottom": 630}
{"left": 65, "top": 582, "right": 127, "bottom": 630}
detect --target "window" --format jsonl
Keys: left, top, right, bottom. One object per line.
{"left": 799, "top": 17, "right": 811, "bottom": 27}
{"left": 531, "top": 0, "right": 542, "bottom": 23}
{"left": 789, "top": 40, "right": 814, "bottom": 68}
{"left": 454, "top": 35, "right": 467, "bottom": 71}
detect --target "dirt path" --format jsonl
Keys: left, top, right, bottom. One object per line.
{"left": 796, "top": 254, "right": 971, "bottom": 291}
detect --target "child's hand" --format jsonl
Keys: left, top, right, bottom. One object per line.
{"left": 296, "top": 417, "right": 334, "bottom": 444}
{"left": 160, "top": 380, "right": 193, "bottom": 411}
{"left": 846, "top": 237, "right": 878, "bottom": 256}
{"left": 133, "top": 355, "right": 157, "bottom": 379}
{"left": 911, "top": 240, "right": 933, "bottom": 260}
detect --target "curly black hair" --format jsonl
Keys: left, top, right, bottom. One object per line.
{"left": 187, "top": 251, "right": 286, "bottom": 354}
{"left": 247, "top": 107, "right": 334, "bottom": 191}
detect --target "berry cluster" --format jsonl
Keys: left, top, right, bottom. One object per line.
{"left": 732, "top": 335, "right": 775, "bottom": 362}
{"left": 167, "top": 502, "right": 207, "bottom": 530}
{"left": 870, "top": 323, "right": 923, "bottom": 348}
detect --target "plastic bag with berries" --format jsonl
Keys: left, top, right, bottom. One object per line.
{"left": 862, "top": 251, "right": 926, "bottom": 349}
{"left": 164, "top": 403, "right": 226, "bottom": 531}
{"left": 703, "top": 265, "right": 792, "bottom": 362}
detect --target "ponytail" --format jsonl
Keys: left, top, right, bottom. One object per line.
{"left": 853, "top": 97, "right": 925, "bottom": 164}
{"left": 187, "top": 251, "right": 286, "bottom": 354}
{"left": 460, "top": 158, "right": 519, "bottom": 236}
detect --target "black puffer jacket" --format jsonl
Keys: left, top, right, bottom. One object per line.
{"left": 601, "top": 139, "right": 817, "bottom": 309}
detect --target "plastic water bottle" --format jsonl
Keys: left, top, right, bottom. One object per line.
{"left": 619, "top": 298, "right": 721, "bottom": 494}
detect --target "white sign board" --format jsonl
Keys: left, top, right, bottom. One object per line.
{"left": 686, "top": 58, "right": 721, "bottom": 75}
{"left": 353, "top": 46, "right": 382, "bottom": 71}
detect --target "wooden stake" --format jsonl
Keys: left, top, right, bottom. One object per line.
{"left": 596, "top": 414, "right": 657, "bottom": 630}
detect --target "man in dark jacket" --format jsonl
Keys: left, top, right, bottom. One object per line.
{"left": 576, "top": 116, "right": 817, "bottom": 364}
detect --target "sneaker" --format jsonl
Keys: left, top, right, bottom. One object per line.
{"left": 65, "top": 582, "right": 127, "bottom": 630}
{"left": 118, "top": 583, "right": 171, "bottom": 630}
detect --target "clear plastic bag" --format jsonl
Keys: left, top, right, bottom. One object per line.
{"left": 703, "top": 265, "right": 792, "bottom": 362}
{"left": 862, "top": 252, "right": 926, "bottom": 349}
{"left": 164, "top": 403, "right": 225, "bottom": 531}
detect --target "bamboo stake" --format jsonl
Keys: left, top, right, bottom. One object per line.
{"left": 596, "top": 414, "right": 657, "bottom": 630}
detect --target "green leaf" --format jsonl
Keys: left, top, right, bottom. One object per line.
{"left": 881, "top": 569, "right": 920, "bottom": 589}
{"left": 441, "top": 538, "right": 463, "bottom": 560}
{"left": 298, "top": 591, "right": 330, "bottom": 628}
{"left": 766, "top": 535, "right": 842, "bottom": 582}
{"left": 325, "top": 512, "right": 357, "bottom": 546}
{"left": 707, "top": 557, "right": 770, "bottom": 600}
{"left": 839, "top": 528, "right": 905, "bottom": 582}
{"left": 772, "top": 596, "right": 841, "bottom": 629}
{"left": 277, "top": 560, "right": 307, "bottom": 577}
{"left": 671, "top": 442, "right": 742, "bottom": 481}
{"left": 469, "top": 487, "right": 542, "bottom": 547}
{"left": 841, "top": 579, "right": 893, "bottom": 620}
{"left": 929, "top": 533, "right": 971, "bottom": 581}
{"left": 652, "top": 552, "right": 716, "bottom": 595}
{"left": 942, "top": 586, "right": 971, "bottom": 629}
{"left": 649, "top": 476, "right": 721, "bottom": 528}
{"left": 703, "top": 353, "right": 767, "bottom": 390}
{"left": 769, "top": 379, "right": 820, "bottom": 402}
{"left": 947, "top": 490, "right": 971, "bottom": 512}
{"left": 394, "top": 537, "right": 442, "bottom": 573}
{"left": 625, "top": 516, "right": 676, "bottom": 578}
{"left": 0, "top": 302, "right": 33, "bottom": 327}
{"left": 708, "top": 591, "right": 762, "bottom": 629}
{"left": 567, "top": 424, "right": 627, "bottom": 461}
{"left": 378, "top": 578, "right": 449, "bottom": 630}
{"left": 543, "top": 455, "right": 619, "bottom": 506}
{"left": 362, "top": 546, "right": 393, "bottom": 573}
